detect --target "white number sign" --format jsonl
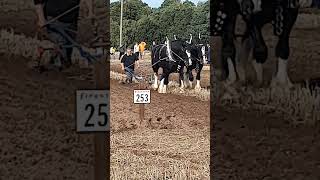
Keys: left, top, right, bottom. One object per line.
{"left": 134, "top": 90, "right": 151, "bottom": 104}
{"left": 76, "top": 90, "right": 110, "bottom": 132}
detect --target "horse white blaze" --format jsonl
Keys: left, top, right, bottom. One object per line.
{"left": 252, "top": 61, "right": 263, "bottom": 83}
{"left": 186, "top": 50, "right": 192, "bottom": 66}
{"left": 227, "top": 57, "right": 237, "bottom": 83}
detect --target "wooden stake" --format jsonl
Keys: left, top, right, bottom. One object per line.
{"left": 139, "top": 76, "right": 145, "bottom": 124}
{"left": 94, "top": 57, "right": 109, "bottom": 180}
{"left": 139, "top": 103, "right": 145, "bottom": 124}
{"left": 92, "top": 0, "right": 110, "bottom": 179}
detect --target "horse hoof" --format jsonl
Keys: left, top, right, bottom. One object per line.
{"left": 225, "top": 79, "right": 237, "bottom": 86}
{"left": 271, "top": 77, "right": 293, "bottom": 89}
{"left": 158, "top": 88, "right": 167, "bottom": 94}
{"left": 195, "top": 86, "right": 201, "bottom": 92}
{"left": 270, "top": 78, "right": 291, "bottom": 87}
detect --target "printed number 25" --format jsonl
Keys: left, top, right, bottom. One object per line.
{"left": 85, "top": 104, "right": 108, "bottom": 127}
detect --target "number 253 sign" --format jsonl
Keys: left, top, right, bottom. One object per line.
{"left": 76, "top": 90, "right": 110, "bottom": 132}
{"left": 134, "top": 90, "right": 151, "bottom": 104}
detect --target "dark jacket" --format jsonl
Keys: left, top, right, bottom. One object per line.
{"left": 121, "top": 54, "right": 139, "bottom": 70}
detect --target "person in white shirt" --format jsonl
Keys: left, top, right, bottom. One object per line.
{"left": 133, "top": 42, "right": 140, "bottom": 59}
{"left": 110, "top": 47, "right": 116, "bottom": 60}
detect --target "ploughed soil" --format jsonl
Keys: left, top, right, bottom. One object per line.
{"left": 0, "top": 54, "right": 97, "bottom": 179}
{"left": 212, "top": 105, "right": 320, "bottom": 179}
{"left": 211, "top": 11, "right": 320, "bottom": 179}
{"left": 110, "top": 58, "right": 210, "bottom": 178}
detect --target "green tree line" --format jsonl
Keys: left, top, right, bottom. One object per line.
{"left": 110, "top": 0, "right": 209, "bottom": 50}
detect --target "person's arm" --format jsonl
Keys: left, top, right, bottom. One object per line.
{"left": 120, "top": 55, "right": 125, "bottom": 71}
{"left": 34, "top": 0, "right": 46, "bottom": 27}
{"left": 121, "top": 63, "right": 125, "bottom": 71}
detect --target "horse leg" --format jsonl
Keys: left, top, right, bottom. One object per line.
{"left": 179, "top": 66, "right": 185, "bottom": 92}
{"left": 163, "top": 71, "right": 170, "bottom": 94}
{"left": 271, "top": 8, "right": 298, "bottom": 88}
{"left": 159, "top": 69, "right": 169, "bottom": 94}
{"left": 152, "top": 65, "right": 159, "bottom": 90}
{"left": 195, "top": 64, "right": 203, "bottom": 91}
{"left": 221, "top": 14, "right": 237, "bottom": 84}
{"left": 237, "top": 30, "right": 252, "bottom": 85}
{"left": 250, "top": 21, "right": 267, "bottom": 87}
{"left": 152, "top": 72, "right": 159, "bottom": 90}
{"left": 186, "top": 67, "right": 193, "bottom": 88}
{"left": 158, "top": 74, "right": 165, "bottom": 93}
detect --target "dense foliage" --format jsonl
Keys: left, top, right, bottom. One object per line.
{"left": 110, "top": 0, "right": 209, "bottom": 49}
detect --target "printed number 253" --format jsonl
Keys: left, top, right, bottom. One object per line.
{"left": 136, "top": 93, "right": 148, "bottom": 102}
{"left": 85, "top": 103, "right": 108, "bottom": 127}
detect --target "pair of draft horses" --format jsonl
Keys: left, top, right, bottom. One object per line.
{"left": 211, "top": 0, "right": 308, "bottom": 88}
